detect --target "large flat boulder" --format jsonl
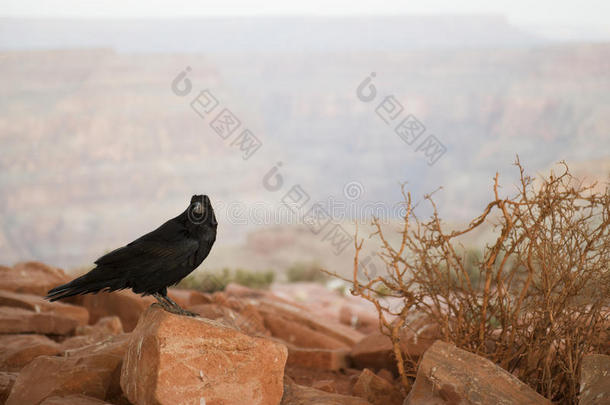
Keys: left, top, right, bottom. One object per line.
{"left": 120, "top": 306, "right": 287, "bottom": 405}
{"left": 6, "top": 334, "right": 128, "bottom": 405}
{"left": 0, "top": 334, "right": 62, "bottom": 371}
{"left": 0, "top": 262, "right": 70, "bottom": 296}
{"left": 0, "top": 290, "right": 88, "bottom": 325}
{"left": 263, "top": 311, "right": 349, "bottom": 349}
{"left": 258, "top": 299, "right": 364, "bottom": 348}
{"left": 0, "top": 307, "right": 79, "bottom": 335}
{"left": 404, "top": 340, "right": 551, "bottom": 405}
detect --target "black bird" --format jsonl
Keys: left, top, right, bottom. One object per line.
{"left": 46, "top": 195, "right": 217, "bottom": 316}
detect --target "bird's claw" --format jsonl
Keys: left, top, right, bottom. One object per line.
{"left": 153, "top": 302, "right": 199, "bottom": 317}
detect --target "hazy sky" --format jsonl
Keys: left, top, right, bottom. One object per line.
{"left": 1, "top": 0, "right": 609, "bottom": 40}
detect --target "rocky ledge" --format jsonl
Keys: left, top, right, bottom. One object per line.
{"left": 0, "top": 261, "right": 607, "bottom": 405}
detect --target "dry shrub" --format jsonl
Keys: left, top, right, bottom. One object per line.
{"left": 331, "top": 159, "right": 609, "bottom": 403}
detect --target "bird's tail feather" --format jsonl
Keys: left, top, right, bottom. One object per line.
{"left": 45, "top": 269, "right": 123, "bottom": 301}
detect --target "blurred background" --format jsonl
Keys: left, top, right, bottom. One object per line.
{"left": 0, "top": 1, "right": 608, "bottom": 277}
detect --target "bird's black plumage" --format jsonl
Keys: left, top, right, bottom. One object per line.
{"left": 46, "top": 195, "right": 217, "bottom": 315}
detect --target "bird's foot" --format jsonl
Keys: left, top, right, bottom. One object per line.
{"left": 175, "top": 308, "right": 199, "bottom": 317}
{"left": 156, "top": 303, "right": 199, "bottom": 317}
{"left": 153, "top": 293, "right": 199, "bottom": 317}
{"left": 152, "top": 302, "right": 173, "bottom": 311}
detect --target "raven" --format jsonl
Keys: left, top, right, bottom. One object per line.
{"left": 46, "top": 195, "right": 217, "bottom": 316}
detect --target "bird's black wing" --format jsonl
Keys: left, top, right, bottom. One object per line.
{"left": 47, "top": 219, "right": 199, "bottom": 300}
{"left": 95, "top": 219, "right": 198, "bottom": 273}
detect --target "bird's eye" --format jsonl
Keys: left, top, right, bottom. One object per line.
{"left": 192, "top": 202, "right": 204, "bottom": 215}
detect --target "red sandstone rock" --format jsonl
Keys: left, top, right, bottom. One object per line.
{"left": 82, "top": 290, "right": 154, "bottom": 332}
{"left": 0, "top": 307, "right": 79, "bottom": 335}
{"left": 281, "top": 377, "right": 371, "bottom": 405}
{"left": 258, "top": 299, "right": 364, "bottom": 348}
{"left": 263, "top": 311, "right": 350, "bottom": 349}
{"left": 6, "top": 334, "right": 128, "bottom": 405}
{"left": 376, "top": 369, "right": 395, "bottom": 384}
{"left": 350, "top": 331, "right": 396, "bottom": 372}
{"left": 0, "top": 334, "right": 62, "bottom": 371}
{"left": 187, "top": 303, "right": 268, "bottom": 337}
{"left": 61, "top": 316, "right": 124, "bottom": 351}
{"left": 339, "top": 304, "right": 378, "bottom": 334}
{"left": 351, "top": 316, "right": 439, "bottom": 373}
{"left": 397, "top": 314, "right": 440, "bottom": 361}
{"left": 352, "top": 369, "right": 403, "bottom": 405}
{"left": 0, "top": 262, "right": 70, "bottom": 296}
{"left": 76, "top": 316, "right": 124, "bottom": 336}
{"left": 287, "top": 347, "right": 350, "bottom": 371}
{"left": 311, "top": 380, "right": 337, "bottom": 393}
{"left": 120, "top": 306, "right": 287, "bottom": 405}
{"left": 234, "top": 303, "right": 270, "bottom": 336}
{"left": 0, "top": 290, "right": 89, "bottom": 325}
{"left": 0, "top": 372, "right": 18, "bottom": 404}
{"left": 579, "top": 354, "right": 610, "bottom": 405}
{"left": 404, "top": 340, "right": 552, "bottom": 405}
{"left": 40, "top": 394, "right": 113, "bottom": 404}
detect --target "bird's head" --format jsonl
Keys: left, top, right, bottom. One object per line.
{"left": 187, "top": 195, "right": 217, "bottom": 227}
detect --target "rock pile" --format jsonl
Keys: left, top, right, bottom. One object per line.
{"left": 0, "top": 261, "right": 606, "bottom": 405}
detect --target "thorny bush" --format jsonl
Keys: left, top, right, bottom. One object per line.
{"left": 329, "top": 159, "right": 609, "bottom": 404}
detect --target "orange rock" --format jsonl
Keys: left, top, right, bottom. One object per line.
{"left": 120, "top": 306, "right": 287, "bottom": 405}
{"left": 234, "top": 304, "right": 270, "bottom": 336}
{"left": 397, "top": 314, "right": 440, "bottom": 361}
{"left": 287, "top": 347, "right": 349, "bottom": 371}
{"left": 40, "top": 394, "right": 113, "bottom": 404}
{"left": 263, "top": 311, "right": 349, "bottom": 349}
{"left": 0, "top": 307, "right": 79, "bottom": 335}
{"left": 404, "top": 340, "right": 552, "bottom": 405}
{"left": 82, "top": 290, "right": 154, "bottom": 332}
{"left": 352, "top": 369, "right": 403, "bottom": 405}
{"left": 311, "top": 380, "right": 337, "bottom": 393}
{"left": 75, "top": 316, "right": 124, "bottom": 337}
{"left": 579, "top": 354, "right": 610, "bottom": 405}
{"left": 6, "top": 334, "right": 128, "bottom": 405}
{"left": 0, "top": 290, "right": 89, "bottom": 325}
{"left": 0, "top": 334, "right": 62, "bottom": 371}
{"left": 0, "top": 262, "right": 70, "bottom": 296}
{"left": 376, "top": 369, "right": 395, "bottom": 384}
{"left": 258, "top": 299, "right": 364, "bottom": 348}
{"left": 351, "top": 317, "right": 439, "bottom": 373}
{"left": 0, "top": 371, "right": 18, "bottom": 404}
{"left": 350, "top": 331, "right": 395, "bottom": 372}
{"left": 187, "top": 303, "right": 268, "bottom": 337}
{"left": 61, "top": 316, "right": 124, "bottom": 351}
{"left": 281, "top": 377, "right": 371, "bottom": 405}
{"left": 339, "top": 304, "right": 378, "bottom": 334}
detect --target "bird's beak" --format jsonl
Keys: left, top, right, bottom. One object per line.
{"left": 193, "top": 202, "right": 204, "bottom": 215}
